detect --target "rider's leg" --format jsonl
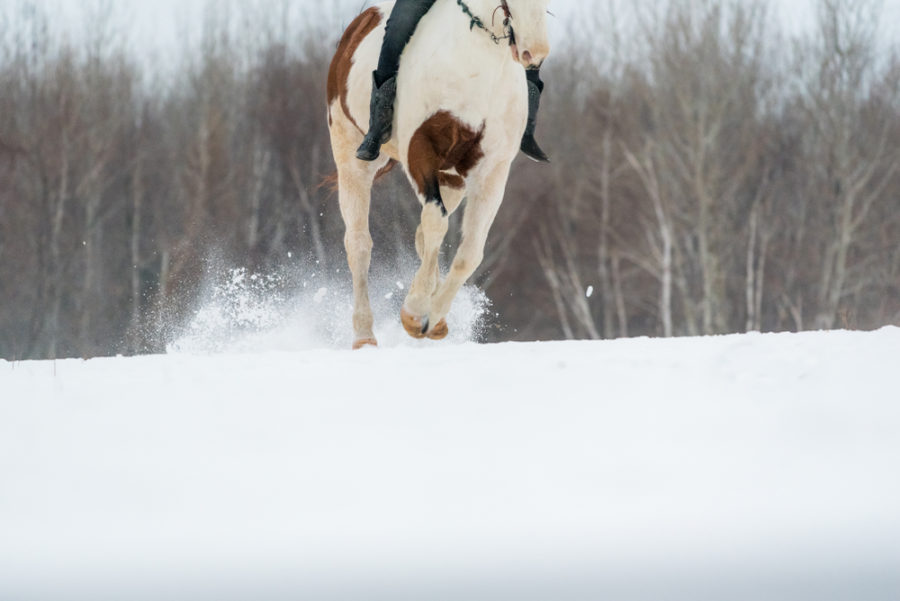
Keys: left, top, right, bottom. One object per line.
{"left": 356, "top": 0, "right": 437, "bottom": 161}
{"left": 521, "top": 67, "right": 550, "bottom": 163}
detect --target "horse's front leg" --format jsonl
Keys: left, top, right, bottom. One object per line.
{"left": 402, "top": 178, "right": 466, "bottom": 339}
{"left": 428, "top": 163, "right": 511, "bottom": 330}
{"left": 335, "top": 151, "right": 388, "bottom": 349}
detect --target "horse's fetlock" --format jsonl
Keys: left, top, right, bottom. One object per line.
{"left": 353, "top": 311, "right": 374, "bottom": 332}
{"left": 403, "top": 292, "right": 430, "bottom": 316}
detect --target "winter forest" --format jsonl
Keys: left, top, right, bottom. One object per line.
{"left": 1, "top": 0, "right": 898, "bottom": 360}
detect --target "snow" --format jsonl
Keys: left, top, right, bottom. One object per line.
{"left": 2, "top": 327, "right": 900, "bottom": 601}
{"left": 165, "top": 266, "right": 491, "bottom": 353}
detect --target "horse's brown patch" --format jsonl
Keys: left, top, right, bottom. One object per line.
{"left": 327, "top": 7, "right": 382, "bottom": 133}
{"left": 438, "top": 173, "right": 466, "bottom": 190}
{"left": 408, "top": 111, "right": 485, "bottom": 196}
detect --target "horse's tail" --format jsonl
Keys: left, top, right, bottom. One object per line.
{"left": 319, "top": 172, "right": 340, "bottom": 194}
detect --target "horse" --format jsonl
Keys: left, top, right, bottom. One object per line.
{"left": 327, "top": 0, "right": 550, "bottom": 349}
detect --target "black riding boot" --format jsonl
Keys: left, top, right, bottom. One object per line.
{"left": 356, "top": 0, "right": 436, "bottom": 162}
{"left": 521, "top": 70, "right": 550, "bottom": 163}
{"left": 356, "top": 73, "right": 398, "bottom": 161}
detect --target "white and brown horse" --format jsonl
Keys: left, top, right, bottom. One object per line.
{"left": 327, "top": 0, "right": 550, "bottom": 349}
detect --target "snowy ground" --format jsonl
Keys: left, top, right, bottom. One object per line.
{"left": 2, "top": 327, "right": 900, "bottom": 601}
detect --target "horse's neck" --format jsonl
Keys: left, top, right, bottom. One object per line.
{"left": 440, "top": 0, "right": 512, "bottom": 54}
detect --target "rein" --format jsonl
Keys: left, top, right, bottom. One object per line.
{"left": 456, "top": 0, "right": 515, "bottom": 46}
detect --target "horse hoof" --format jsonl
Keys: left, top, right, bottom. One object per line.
{"left": 426, "top": 319, "right": 449, "bottom": 340}
{"left": 401, "top": 307, "right": 428, "bottom": 339}
{"left": 352, "top": 338, "right": 378, "bottom": 350}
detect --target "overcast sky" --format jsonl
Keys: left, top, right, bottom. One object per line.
{"left": 7, "top": 0, "right": 900, "bottom": 63}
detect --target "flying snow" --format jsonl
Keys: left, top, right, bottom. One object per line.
{"left": 165, "top": 258, "right": 491, "bottom": 353}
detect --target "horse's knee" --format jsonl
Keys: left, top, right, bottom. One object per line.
{"left": 452, "top": 248, "right": 484, "bottom": 278}
{"left": 344, "top": 230, "right": 373, "bottom": 259}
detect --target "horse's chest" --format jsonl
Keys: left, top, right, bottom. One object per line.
{"left": 398, "top": 66, "right": 526, "bottom": 164}
{"left": 397, "top": 24, "right": 526, "bottom": 130}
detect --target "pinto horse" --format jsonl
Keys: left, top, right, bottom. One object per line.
{"left": 327, "top": 0, "right": 550, "bottom": 349}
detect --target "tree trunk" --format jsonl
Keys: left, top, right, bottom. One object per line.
{"left": 46, "top": 130, "right": 70, "bottom": 359}
{"left": 129, "top": 157, "right": 144, "bottom": 353}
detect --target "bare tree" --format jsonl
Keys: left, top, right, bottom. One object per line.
{"left": 622, "top": 0, "right": 775, "bottom": 335}
{"left": 794, "top": 0, "right": 900, "bottom": 329}
{"left": 2, "top": 0, "right": 900, "bottom": 359}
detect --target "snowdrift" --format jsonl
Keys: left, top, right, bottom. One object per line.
{"left": 2, "top": 328, "right": 899, "bottom": 601}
